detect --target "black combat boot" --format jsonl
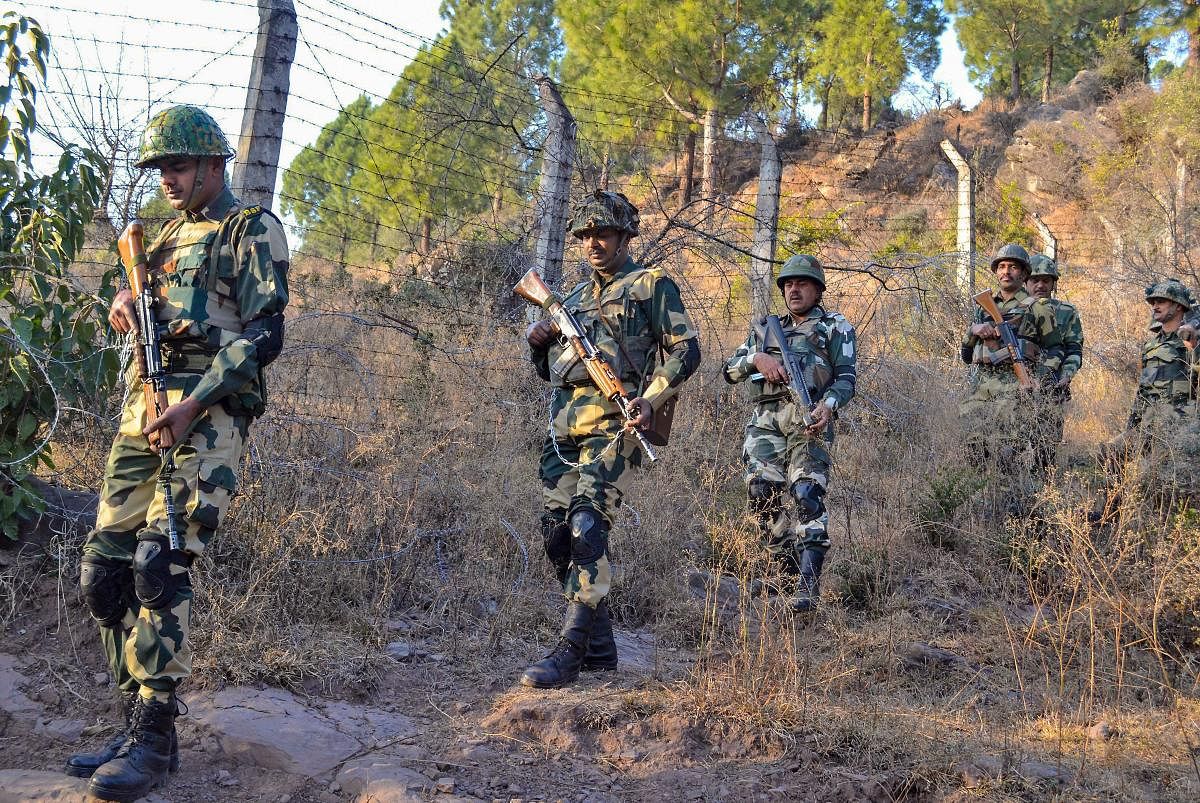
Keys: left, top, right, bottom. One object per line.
{"left": 87, "top": 694, "right": 178, "bottom": 802}
{"left": 520, "top": 601, "right": 596, "bottom": 688}
{"left": 582, "top": 599, "right": 617, "bottom": 672}
{"left": 789, "top": 548, "right": 826, "bottom": 613}
{"left": 65, "top": 690, "right": 179, "bottom": 778}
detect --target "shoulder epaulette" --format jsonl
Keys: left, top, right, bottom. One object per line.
{"left": 1019, "top": 295, "right": 1039, "bottom": 308}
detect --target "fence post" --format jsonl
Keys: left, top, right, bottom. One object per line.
{"left": 940, "top": 139, "right": 975, "bottom": 291}
{"left": 748, "top": 114, "right": 781, "bottom": 320}
{"left": 232, "top": 0, "right": 297, "bottom": 209}
{"left": 1031, "top": 211, "right": 1057, "bottom": 260}
{"left": 532, "top": 75, "right": 577, "bottom": 290}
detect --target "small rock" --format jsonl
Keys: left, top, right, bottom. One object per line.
{"left": 959, "top": 754, "right": 1004, "bottom": 787}
{"left": 386, "top": 641, "right": 414, "bottom": 661}
{"left": 1088, "top": 721, "right": 1117, "bottom": 741}
{"left": 329, "top": 781, "right": 341, "bottom": 792}
{"left": 93, "top": 671, "right": 110, "bottom": 687}
{"left": 278, "top": 796, "right": 292, "bottom": 803}
{"left": 215, "top": 769, "right": 239, "bottom": 787}
{"left": 428, "top": 653, "right": 449, "bottom": 663}
{"left": 435, "top": 777, "right": 456, "bottom": 793}
{"left": 899, "top": 641, "right": 971, "bottom": 670}
{"left": 1016, "top": 759, "right": 1072, "bottom": 785}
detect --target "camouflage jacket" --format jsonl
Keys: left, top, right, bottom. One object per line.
{"left": 1127, "top": 322, "right": 1196, "bottom": 428}
{"left": 961, "top": 289, "right": 1058, "bottom": 373}
{"left": 1034, "top": 298, "right": 1084, "bottom": 386}
{"left": 145, "top": 186, "right": 290, "bottom": 415}
{"left": 723, "top": 306, "right": 857, "bottom": 411}
{"left": 530, "top": 257, "right": 700, "bottom": 412}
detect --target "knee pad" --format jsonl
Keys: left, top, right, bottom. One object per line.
{"left": 540, "top": 511, "right": 571, "bottom": 579}
{"left": 790, "top": 481, "right": 826, "bottom": 523}
{"left": 80, "top": 555, "right": 131, "bottom": 628}
{"left": 747, "top": 479, "right": 785, "bottom": 516}
{"left": 569, "top": 507, "right": 608, "bottom": 566}
{"left": 132, "top": 535, "right": 192, "bottom": 611}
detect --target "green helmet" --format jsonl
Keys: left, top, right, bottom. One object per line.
{"left": 776, "top": 254, "right": 825, "bottom": 291}
{"left": 1028, "top": 254, "right": 1059, "bottom": 279}
{"left": 990, "top": 243, "right": 1031, "bottom": 274}
{"left": 135, "top": 105, "right": 234, "bottom": 168}
{"left": 1145, "top": 278, "right": 1195, "bottom": 309}
{"left": 568, "top": 190, "right": 640, "bottom": 239}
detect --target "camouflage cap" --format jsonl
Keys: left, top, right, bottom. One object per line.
{"left": 1028, "top": 254, "right": 1059, "bottom": 279}
{"left": 136, "top": 105, "right": 234, "bottom": 168}
{"left": 776, "top": 254, "right": 825, "bottom": 290}
{"left": 990, "top": 243, "right": 1031, "bottom": 274}
{"left": 568, "top": 190, "right": 639, "bottom": 238}
{"left": 1145, "top": 278, "right": 1195, "bottom": 309}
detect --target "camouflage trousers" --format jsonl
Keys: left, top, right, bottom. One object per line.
{"left": 742, "top": 398, "right": 833, "bottom": 568}
{"left": 538, "top": 386, "right": 643, "bottom": 608}
{"left": 82, "top": 379, "right": 246, "bottom": 702}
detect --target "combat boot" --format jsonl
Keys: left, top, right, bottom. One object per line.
{"left": 65, "top": 690, "right": 179, "bottom": 778}
{"left": 87, "top": 694, "right": 178, "bottom": 802}
{"left": 789, "top": 549, "right": 826, "bottom": 613}
{"left": 582, "top": 599, "right": 617, "bottom": 672}
{"left": 520, "top": 601, "right": 596, "bottom": 688}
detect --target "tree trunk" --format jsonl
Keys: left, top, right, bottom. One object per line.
{"left": 1011, "top": 54, "right": 1021, "bottom": 101}
{"left": 599, "top": 148, "right": 610, "bottom": 190}
{"left": 862, "top": 48, "right": 873, "bottom": 130}
{"left": 681, "top": 129, "right": 696, "bottom": 205}
{"left": 491, "top": 185, "right": 502, "bottom": 219}
{"left": 420, "top": 215, "right": 432, "bottom": 256}
{"left": 1041, "top": 45, "right": 1053, "bottom": 103}
{"left": 701, "top": 106, "right": 718, "bottom": 203}
{"left": 820, "top": 78, "right": 832, "bottom": 130}
{"left": 1190, "top": 11, "right": 1200, "bottom": 69}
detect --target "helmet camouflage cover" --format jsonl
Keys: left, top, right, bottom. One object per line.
{"left": 1145, "top": 278, "right": 1195, "bottom": 309}
{"left": 136, "top": 105, "right": 235, "bottom": 168}
{"left": 568, "top": 190, "right": 640, "bottom": 238}
{"left": 776, "top": 254, "right": 825, "bottom": 290}
{"left": 990, "top": 243, "right": 1031, "bottom": 273}
{"left": 1028, "top": 254, "right": 1059, "bottom": 279}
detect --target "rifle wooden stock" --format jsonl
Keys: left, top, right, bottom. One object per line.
{"left": 973, "top": 289, "right": 1036, "bottom": 392}
{"left": 118, "top": 221, "right": 173, "bottom": 448}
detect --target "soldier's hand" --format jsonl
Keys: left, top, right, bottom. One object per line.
{"left": 625, "top": 397, "right": 653, "bottom": 430}
{"left": 525, "top": 319, "right": 556, "bottom": 349}
{"left": 143, "top": 397, "right": 202, "bottom": 453}
{"left": 1180, "top": 323, "right": 1198, "bottom": 348}
{"left": 751, "top": 352, "right": 788, "bottom": 384}
{"left": 109, "top": 289, "right": 137, "bottom": 335}
{"left": 969, "top": 323, "right": 998, "bottom": 340}
{"left": 806, "top": 401, "right": 833, "bottom": 435}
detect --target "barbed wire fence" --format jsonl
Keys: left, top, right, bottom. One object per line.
{"left": 4, "top": 0, "right": 1175, "bottom": 636}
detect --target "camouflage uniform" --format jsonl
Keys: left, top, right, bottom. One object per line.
{"left": 724, "top": 307, "right": 857, "bottom": 570}
{"left": 531, "top": 257, "right": 699, "bottom": 607}
{"left": 959, "top": 288, "right": 1059, "bottom": 467}
{"left": 80, "top": 186, "right": 289, "bottom": 700}
{"left": 1030, "top": 297, "right": 1083, "bottom": 471}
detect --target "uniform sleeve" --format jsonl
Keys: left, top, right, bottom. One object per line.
{"left": 822, "top": 317, "right": 857, "bottom": 409}
{"left": 723, "top": 331, "right": 758, "bottom": 384}
{"left": 639, "top": 276, "right": 700, "bottom": 411}
{"left": 189, "top": 213, "right": 290, "bottom": 409}
{"left": 1060, "top": 307, "right": 1084, "bottom": 382}
{"left": 961, "top": 306, "right": 985, "bottom": 364}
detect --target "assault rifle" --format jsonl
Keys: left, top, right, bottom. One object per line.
{"left": 118, "top": 220, "right": 182, "bottom": 551}
{"left": 972, "top": 290, "right": 1036, "bottom": 392}
{"left": 763, "top": 315, "right": 816, "bottom": 428}
{"left": 514, "top": 268, "right": 657, "bottom": 462}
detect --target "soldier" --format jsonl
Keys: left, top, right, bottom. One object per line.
{"left": 523, "top": 190, "right": 700, "bottom": 688}
{"left": 959, "top": 244, "right": 1058, "bottom": 489}
{"left": 68, "top": 106, "right": 289, "bottom": 802}
{"left": 1108, "top": 279, "right": 1197, "bottom": 454}
{"left": 723, "top": 255, "right": 857, "bottom": 612}
{"left": 1024, "top": 255, "right": 1083, "bottom": 472}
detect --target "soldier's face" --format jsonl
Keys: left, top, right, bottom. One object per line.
{"left": 782, "top": 277, "right": 821, "bottom": 316}
{"left": 581, "top": 228, "right": 627, "bottom": 271}
{"left": 993, "top": 260, "right": 1027, "bottom": 293}
{"left": 157, "top": 156, "right": 223, "bottom": 211}
{"left": 1027, "top": 275, "right": 1056, "bottom": 298}
{"left": 1149, "top": 298, "right": 1186, "bottom": 324}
